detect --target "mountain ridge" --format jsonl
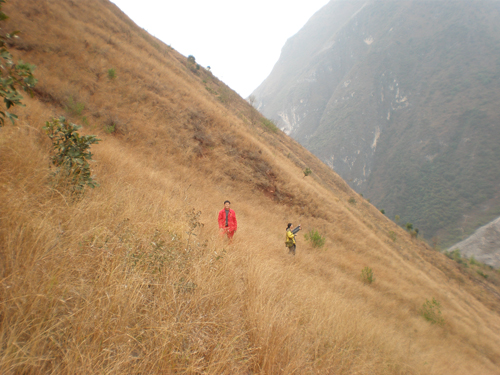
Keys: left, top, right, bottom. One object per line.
{"left": 252, "top": 0, "right": 500, "bottom": 248}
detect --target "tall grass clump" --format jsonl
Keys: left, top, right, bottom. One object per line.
{"left": 361, "top": 266, "right": 375, "bottom": 284}
{"left": 65, "top": 96, "right": 85, "bottom": 116}
{"left": 420, "top": 298, "right": 444, "bottom": 325}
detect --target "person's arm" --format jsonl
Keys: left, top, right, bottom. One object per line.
{"left": 218, "top": 210, "right": 224, "bottom": 228}
{"left": 233, "top": 210, "right": 237, "bottom": 231}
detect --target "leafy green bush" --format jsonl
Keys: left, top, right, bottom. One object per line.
{"left": 303, "top": 167, "right": 312, "bottom": 177}
{"left": 44, "top": 116, "right": 100, "bottom": 192}
{"left": 420, "top": 298, "right": 444, "bottom": 325}
{"left": 0, "top": 1, "right": 37, "bottom": 126}
{"left": 348, "top": 197, "right": 356, "bottom": 204}
{"left": 304, "top": 229, "right": 325, "bottom": 248}
{"left": 107, "top": 68, "right": 116, "bottom": 79}
{"left": 361, "top": 267, "right": 374, "bottom": 284}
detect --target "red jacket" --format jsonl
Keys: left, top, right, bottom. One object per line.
{"left": 218, "top": 209, "right": 237, "bottom": 231}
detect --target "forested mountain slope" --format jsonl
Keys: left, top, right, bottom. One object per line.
{"left": 1, "top": 0, "right": 500, "bottom": 373}
{"left": 252, "top": 0, "right": 500, "bottom": 248}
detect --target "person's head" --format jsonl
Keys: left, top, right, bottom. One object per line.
{"left": 287, "top": 223, "right": 292, "bottom": 230}
{"left": 224, "top": 200, "right": 231, "bottom": 210}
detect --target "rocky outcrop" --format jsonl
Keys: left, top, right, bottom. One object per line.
{"left": 448, "top": 217, "right": 500, "bottom": 269}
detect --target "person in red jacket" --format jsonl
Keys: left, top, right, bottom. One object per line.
{"left": 218, "top": 200, "right": 237, "bottom": 240}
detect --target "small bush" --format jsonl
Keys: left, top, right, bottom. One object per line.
{"left": 107, "top": 68, "right": 116, "bottom": 79}
{"left": 44, "top": 116, "right": 100, "bottom": 192}
{"left": 388, "top": 231, "right": 397, "bottom": 242}
{"left": 380, "top": 209, "right": 385, "bottom": 214}
{"left": 469, "top": 256, "right": 480, "bottom": 266}
{"left": 476, "top": 270, "right": 488, "bottom": 279}
{"left": 261, "top": 118, "right": 278, "bottom": 133}
{"left": 104, "top": 123, "right": 116, "bottom": 134}
{"left": 444, "top": 249, "right": 469, "bottom": 265}
{"left": 303, "top": 167, "right": 312, "bottom": 177}
{"left": 444, "top": 249, "right": 469, "bottom": 267}
{"left": 65, "top": 96, "right": 85, "bottom": 116}
{"left": 405, "top": 222, "right": 413, "bottom": 231}
{"left": 304, "top": 229, "right": 325, "bottom": 248}
{"left": 361, "top": 267, "right": 374, "bottom": 284}
{"left": 420, "top": 298, "right": 444, "bottom": 325}
{"left": 348, "top": 197, "right": 356, "bottom": 204}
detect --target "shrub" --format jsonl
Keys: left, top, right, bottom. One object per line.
{"left": 420, "top": 298, "right": 444, "bottom": 325}
{"left": 444, "top": 248, "right": 468, "bottom": 266}
{"left": 395, "top": 215, "right": 400, "bottom": 224}
{"left": 104, "top": 122, "right": 116, "bottom": 134}
{"left": 348, "top": 197, "right": 356, "bottom": 204}
{"left": 380, "top": 209, "right": 385, "bottom": 214}
{"left": 469, "top": 256, "right": 480, "bottom": 266}
{"left": 0, "top": 3, "right": 37, "bottom": 126}
{"left": 65, "top": 96, "right": 85, "bottom": 116}
{"left": 303, "top": 167, "right": 312, "bottom": 177}
{"left": 361, "top": 267, "right": 374, "bottom": 284}
{"left": 107, "top": 68, "right": 116, "bottom": 79}
{"left": 476, "top": 270, "right": 488, "bottom": 279}
{"left": 44, "top": 116, "right": 100, "bottom": 192}
{"left": 405, "top": 222, "right": 413, "bottom": 231}
{"left": 261, "top": 118, "right": 278, "bottom": 133}
{"left": 187, "top": 55, "right": 196, "bottom": 63}
{"left": 388, "top": 231, "right": 397, "bottom": 242}
{"left": 304, "top": 229, "right": 325, "bottom": 248}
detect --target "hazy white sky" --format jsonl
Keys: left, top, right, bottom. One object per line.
{"left": 110, "top": 0, "right": 330, "bottom": 98}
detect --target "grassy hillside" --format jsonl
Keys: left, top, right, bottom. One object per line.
{"left": 1, "top": 0, "right": 500, "bottom": 373}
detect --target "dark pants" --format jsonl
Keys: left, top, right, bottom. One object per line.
{"left": 288, "top": 244, "right": 296, "bottom": 255}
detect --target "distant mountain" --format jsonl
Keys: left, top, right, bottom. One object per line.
{"left": 448, "top": 216, "right": 500, "bottom": 268}
{"left": 252, "top": 0, "right": 500, "bottom": 247}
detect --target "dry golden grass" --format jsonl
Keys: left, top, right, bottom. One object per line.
{"left": 1, "top": 0, "right": 500, "bottom": 373}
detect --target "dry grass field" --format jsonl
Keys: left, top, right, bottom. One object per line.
{"left": 1, "top": 0, "right": 500, "bottom": 373}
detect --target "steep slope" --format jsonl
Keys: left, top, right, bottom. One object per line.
{"left": 252, "top": 0, "right": 500, "bottom": 248}
{"left": 1, "top": 0, "right": 500, "bottom": 374}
